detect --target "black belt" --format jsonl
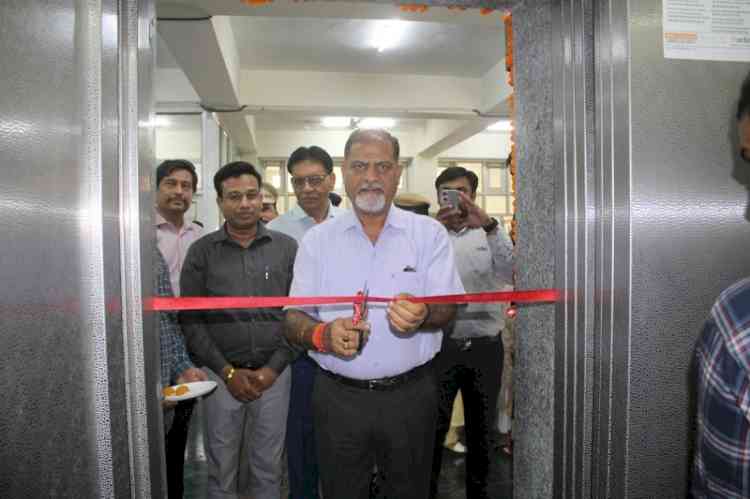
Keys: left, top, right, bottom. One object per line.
{"left": 448, "top": 334, "right": 500, "bottom": 352}
{"left": 320, "top": 361, "right": 432, "bottom": 391}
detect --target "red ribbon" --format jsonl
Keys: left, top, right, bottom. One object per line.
{"left": 147, "top": 289, "right": 559, "bottom": 312}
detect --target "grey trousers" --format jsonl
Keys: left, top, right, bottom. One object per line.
{"left": 203, "top": 367, "right": 291, "bottom": 499}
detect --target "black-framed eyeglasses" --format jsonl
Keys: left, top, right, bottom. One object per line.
{"left": 291, "top": 174, "right": 328, "bottom": 189}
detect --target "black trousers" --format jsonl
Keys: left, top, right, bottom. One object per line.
{"left": 164, "top": 399, "right": 195, "bottom": 499}
{"left": 287, "top": 354, "right": 320, "bottom": 499}
{"left": 313, "top": 367, "right": 438, "bottom": 499}
{"left": 429, "top": 335, "right": 504, "bottom": 499}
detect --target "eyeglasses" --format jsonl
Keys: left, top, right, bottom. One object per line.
{"left": 224, "top": 191, "right": 261, "bottom": 203}
{"left": 291, "top": 175, "right": 328, "bottom": 189}
{"left": 348, "top": 161, "right": 396, "bottom": 175}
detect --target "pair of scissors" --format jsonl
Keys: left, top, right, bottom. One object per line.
{"left": 352, "top": 285, "right": 369, "bottom": 353}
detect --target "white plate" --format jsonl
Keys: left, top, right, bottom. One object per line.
{"left": 163, "top": 381, "right": 217, "bottom": 402}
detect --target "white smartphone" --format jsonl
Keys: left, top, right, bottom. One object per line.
{"left": 439, "top": 189, "right": 461, "bottom": 209}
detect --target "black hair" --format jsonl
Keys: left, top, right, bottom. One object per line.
{"left": 287, "top": 146, "right": 334, "bottom": 174}
{"left": 328, "top": 192, "right": 342, "bottom": 207}
{"left": 344, "top": 129, "right": 400, "bottom": 161}
{"left": 156, "top": 159, "right": 198, "bottom": 192}
{"left": 435, "top": 166, "right": 479, "bottom": 194}
{"left": 213, "top": 161, "right": 262, "bottom": 197}
{"left": 738, "top": 72, "right": 750, "bottom": 121}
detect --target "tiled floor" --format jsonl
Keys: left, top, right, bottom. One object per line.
{"left": 183, "top": 400, "right": 513, "bottom": 499}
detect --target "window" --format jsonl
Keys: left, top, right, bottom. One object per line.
{"left": 261, "top": 157, "right": 411, "bottom": 214}
{"left": 436, "top": 158, "right": 514, "bottom": 231}
{"left": 154, "top": 113, "right": 203, "bottom": 192}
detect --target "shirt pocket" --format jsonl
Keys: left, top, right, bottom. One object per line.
{"left": 249, "top": 264, "right": 290, "bottom": 297}
{"left": 391, "top": 268, "right": 425, "bottom": 296}
{"left": 471, "top": 245, "right": 493, "bottom": 276}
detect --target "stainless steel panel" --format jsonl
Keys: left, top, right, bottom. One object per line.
{"left": 592, "top": 0, "right": 633, "bottom": 497}
{"left": 624, "top": 0, "right": 750, "bottom": 497}
{"left": 121, "top": 0, "right": 164, "bottom": 497}
{"left": 0, "top": 0, "right": 158, "bottom": 496}
{"left": 551, "top": 1, "right": 596, "bottom": 498}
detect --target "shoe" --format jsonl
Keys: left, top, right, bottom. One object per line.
{"left": 446, "top": 442, "right": 467, "bottom": 454}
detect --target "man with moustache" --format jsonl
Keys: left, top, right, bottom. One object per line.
{"left": 154, "top": 159, "right": 204, "bottom": 498}
{"left": 429, "top": 166, "right": 513, "bottom": 499}
{"left": 268, "top": 146, "right": 344, "bottom": 499}
{"left": 284, "top": 129, "right": 465, "bottom": 499}
{"left": 180, "top": 161, "right": 298, "bottom": 499}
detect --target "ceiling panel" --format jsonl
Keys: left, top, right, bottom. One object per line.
{"left": 253, "top": 115, "right": 428, "bottom": 132}
{"left": 230, "top": 17, "right": 503, "bottom": 76}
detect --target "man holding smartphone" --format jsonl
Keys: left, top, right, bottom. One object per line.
{"left": 430, "top": 166, "right": 514, "bottom": 499}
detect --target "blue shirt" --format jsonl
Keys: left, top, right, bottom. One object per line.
{"left": 267, "top": 202, "right": 345, "bottom": 243}
{"left": 289, "top": 206, "right": 465, "bottom": 380}
{"left": 693, "top": 277, "right": 750, "bottom": 498}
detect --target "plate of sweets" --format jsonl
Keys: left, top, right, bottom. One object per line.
{"left": 162, "top": 381, "right": 217, "bottom": 402}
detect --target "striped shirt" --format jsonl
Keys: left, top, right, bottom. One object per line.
{"left": 155, "top": 246, "right": 194, "bottom": 386}
{"left": 693, "top": 277, "right": 750, "bottom": 498}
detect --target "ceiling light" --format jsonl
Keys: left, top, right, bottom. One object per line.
{"left": 139, "top": 115, "right": 171, "bottom": 128}
{"left": 486, "top": 120, "right": 513, "bottom": 132}
{"left": 358, "top": 117, "right": 396, "bottom": 129}
{"left": 321, "top": 116, "right": 351, "bottom": 128}
{"left": 371, "top": 20, "right": 407, "bottom": 53}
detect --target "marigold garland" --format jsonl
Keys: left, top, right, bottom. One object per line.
{"left": 399, "top": 4, "right": 429, "bottom": 12}
{"left": 502, "top": 12, "right": 517, "bottom": 240}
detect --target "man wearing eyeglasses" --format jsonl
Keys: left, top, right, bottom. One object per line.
{"left": 284, "top": 129, "right": 464, "bottom": 499}
{"left": 268, "top": 145, "right": 344, "bottom": 499}
{"left": 180, "top": 161, "right": 298, "bottom": 499}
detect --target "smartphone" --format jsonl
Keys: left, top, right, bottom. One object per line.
{"left": 439, "top": 189, "right": 461, "bottom": 210}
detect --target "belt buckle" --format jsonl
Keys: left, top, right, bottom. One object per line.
{"left": 460, "top": 339, "right": 472, "bottom": 351}
{"left": 367, "top": 379, "right": 379, "bottom": 390}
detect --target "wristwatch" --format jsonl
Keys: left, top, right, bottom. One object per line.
{"left": 482, "top": 217, "right": 500, "bottom": 233}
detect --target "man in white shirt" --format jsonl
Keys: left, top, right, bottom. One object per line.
{"left": 429, "top": 166, "right": 514, "bottom": 499}
{"left": 268, "top": 146, "right": 344, "bottom": 499}
{"left": 154, "top": 159, "right": 204, "bottom": 499}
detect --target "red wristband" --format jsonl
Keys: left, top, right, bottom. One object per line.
{"left": 311, "top": 323, "right": 328, "bottom": 352}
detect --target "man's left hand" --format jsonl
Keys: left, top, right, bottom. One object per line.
{"left": 457, "top": 191, "right": 493, "bottom": 229}
{"left": 247, "top": 367, "right": 278, "bottom": 394}
{"left": 387, "top": 293, "right": 429, "bottom": 334}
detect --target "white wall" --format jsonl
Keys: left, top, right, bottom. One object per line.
{"left": 255, "top": 129, "right": 421, "bottom": 158}
{"left": 154, "top": 68, "right": 199, "bottom": 103}
{"left": 155, "top": 129, "right": 201, "bottom": 160}
{"left": 440, "top": 130, "right": 511, "bottom": 158}
{"left": 241, "top": 70, "right": 482, "bottom": 112}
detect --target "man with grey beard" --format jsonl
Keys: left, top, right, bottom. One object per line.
{"left": 283, "top": 129, "right": 465, "bottom": 499}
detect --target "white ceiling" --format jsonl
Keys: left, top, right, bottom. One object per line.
{"left": 156, "top": 7, "right": 505, "bottom": 78}
{"left": 254, "top": 115, "right": 429, "bottom": 132}
{"left": 155, "top": 0, "right": 509, "bottom": 150}
{"left": 228, "top": 17, "right": 503, "bottom": 77}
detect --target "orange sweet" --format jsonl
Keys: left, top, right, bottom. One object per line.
{"left": 162, "top": 386, "right": 176, "bottom": 397}
{"left": 175, "top": 385, "right": 190, "bottom": 396}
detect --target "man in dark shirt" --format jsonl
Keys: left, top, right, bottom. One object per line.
{"left": 180, "top": 161, "right": 298, "bottom": 499}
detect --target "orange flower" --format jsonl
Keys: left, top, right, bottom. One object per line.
{"left": 480, "top": 8, "right": 494, "bottom": 15}
{"left": 447, "top": 5, "right": 467, "bottom": 11}
{"left": 241, "top": 0, "right": 272, "bottom": 5}
{"left": 399, "top": 3, "right": 429, "bottom": 12}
